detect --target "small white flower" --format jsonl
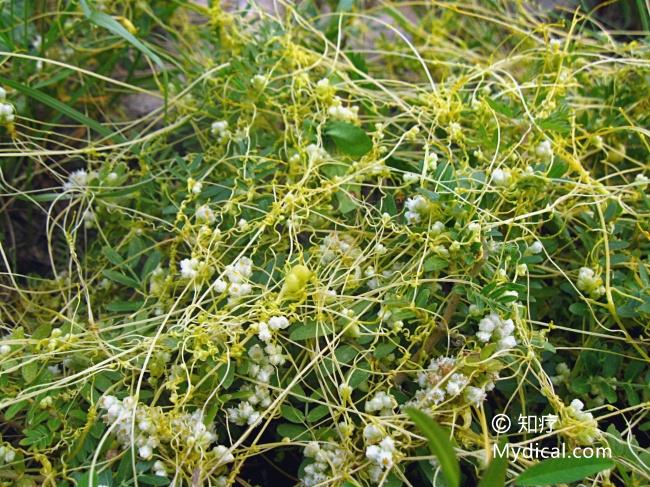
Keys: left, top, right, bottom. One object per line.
{"left": 213, "top": 278, "right": 227, "bottom": 293}
{"left": 491, "top": 168, "right": 512, "bottom": 186}
{"left": 4, "top": 449, "right": 16, "bottom": 463}
{"left": 63, "top": 169, "right": 98, "bottom": 191}
{"left": 425, "top": 152, "right": 438, "bottom": 171}
{"left": 635, "top": 173, "right": 649, "bottom": 186}
{"left": 196, "top": 205, "right": 216, "bottom": 224}
{"left": 179, "top": 258, "right": 200, "bottom": 279}
{"left": 430, "top": 220, "right": 445, "bottom": 235}
{"left": 569, "top": 398, "right": 584, "bottom": 412}
{"left": 0, "top": 102, "right": 14, "bottom": 123}
{"left": 138, "top": 444, "right": 153, "bottom": 460}
{"left": 374, "top": 243, "right": 387, "bottom": 255}
{"left": 257, "top": 322, "right": 272, "bottom": 342}
{"left": 404, "top": 195, "right": 429, "bottom": 224}
{"left": 211, "top": 120, "right": 229, "bottom": 136}
{"left": 0, "top": 344, "right": 10, "bottom": 355}
{"left": 536, "top": 140, "right": 553, "bottom": 159}
{"left": 445, "top": 373, "right": 469, "bottom": 396}
{"left": 403, "top": 172, "right": 419, "bottom": 184}
{"left": 251, "top": 74, "right": 267, "bottom": 90}
{"left": 363, "top": 424, "right": 383, "bottom": 443}
{"left": 213, "top": 444, "right": 235, "bottom": 465}
{"left": 528, "top": 240, "right": 544, "bottom": 254}
{"left": 268, "top": 316, "right": 289, "bottom": 330}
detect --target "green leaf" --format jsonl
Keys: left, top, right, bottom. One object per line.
{"left": 102, "top": 246, "right": 124, "bottom": 266}
{"left": 5, "top": 400, "right": 28, "bottom": 420}
{"left": 423, "top": 256, "right": 448, "bottom": 272}
{"left": 280, "top": 404, "right": 304, "bottom": 423}
{"left": 405, "top": 408, "right": 460, "bottom": 487}
{"left": 478, "top": 441, "right": 508, "bottom": 487}
{"left": 276, "top": 423, "right": 308, "bottom": 440}
{"left": 102, "top": 269, "right": 140, "bottom": 289}
{"left": 547, "top": 159, "right": 568, "bottom": 178}
{"left": 306, "top": 405, "right": 330, "bottom": 423}
{"left": 141, "top": 251, "right": 162, "bottom": 279}
{"left": 416, "top": 187, "right": 439, "bottom": 202}
{"left": 486, "top": 97, "right": 516, "bottom": 117}
{"left": 79, "top": 0, "right": 163, "bottom": 68}
{"left": 140, "top": 475, "right": 172, "bottom": 486}
{"left": 374, "top": 342, "right": 397, "bottom": 359}
{"left": 289, "top": 321, "right": 334, "bottom": 341}
{"left": 105, "top": 300, "right": 144, "bottom": 312}
{"left": 336, "top": 191, "right": 357, "bottom": 213}
{"left": 32, "top": 323, "right": 52, "bottom": 340}
{"left": 515, "top": 457, "right": 615, "bottom": 486}
{"left": 539, "top": 106, "right": 570, "bottom": 134}
{"left": 325, "top": 121, "right": 372, "bottom": 157}
{"left": 22, "top": 361, "right": 39, "bottom": 384}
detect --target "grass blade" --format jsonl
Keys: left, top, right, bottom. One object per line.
{"left": 405, "top": 407, "right": 460, "bottom": 487}
{"left": 79, "top": 0, "right": 162, "bottom": 68}
{"left": 478, "top": 441, "right": 508, "bottom": 487}
{"left": 515, "top": 457, "right": 615, "bottom": 486}
{"left": 0, "top": 75, "right": 119, "bottom": 141}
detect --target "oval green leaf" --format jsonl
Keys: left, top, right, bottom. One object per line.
{"left": 325, "top": 121, "right": 372, "bottom": 158}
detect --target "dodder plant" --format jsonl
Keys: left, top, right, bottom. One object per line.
{"left": 0, "top": 1, "right": 649, "bottom": 486}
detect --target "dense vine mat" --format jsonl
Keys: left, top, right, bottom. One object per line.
{"left": 0, "top": 1, "right": 649, "bottom": 486}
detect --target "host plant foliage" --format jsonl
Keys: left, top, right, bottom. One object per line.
{"left": 0, "top": 1, "right": 649, "bottom": 486}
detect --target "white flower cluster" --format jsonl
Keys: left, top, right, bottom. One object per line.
{"left": 303, "top": 441, "right": 349, "bottom": 486}
{"left": 0, "top": 342, "right": 10, "bottom": 355}
{"left": 491, "top": 167, "right": 512, "bottom": 187}
{"left": 635, "top": 173, "right": 649, "bottom": 186}
{"left": 404, "top": 195, "right": 429, "bottom": 224}
{"left": 196, "top": 204, "right": 216, "bottom": 224}
{"left": 576, "top": 267, "right": 605, "bottom": 298}
{"left": 227, "top": 343, "right": 285, "bottom": 426}
{"left": 407, "top": 356, "right": 492, "bottom": 411}
{"left": 0, "top": 87, "right": 14, "bottom": 124}
{"left": 63, "top": 169, "right": 98, "bottom": 191}
{"left": 328, "top": 96, "right": 359, "bottom": 122}
{"left": 214, "top": 256, "right": 254, "bottom": 302}
{"left": 211, "top": 120, "right": 230, "bottom": 142}
{"left": 365, "top": 391, "right": 397, "bottom": 416}
{"left": 188, "top": 178, "right": 202, "bottom": 194}
{"left": 403, "top": 171, "right": 419, "bottom": 184}
{"left": 179, "top": 257, "right": 210, "bottom": 280}
{"left": 366, "top": 436, "right": 398, "bottom": 481}
{"left": 149, "top": 266, "right": 166, "bottom": 294}
{"left": 0, "top": 444, "right": 16, "bottom": 464}
{"left": 170, "top": 409, "right": 218, "bottom": 452}
{"left": 152, "top": 460, "right": 167, "bottom": 477}
{"left": 551, "top": 362, "right": 571, "bottom": 385}
{"left": 99, "top": 395, "right": 160, "bottom": 460}
{"left": 257, "top": 315, "right": 290, "bottom": 342}
{"left": 320, "top": 232, "right": 361, "bottom": 264}
{"left": 566, "top": 398, "right": 598, "bottom": 443}
{"left": 465, "top": 386, "right": 487, "bottom": 406}
{"left": 476, "top": 312, "right": 517, "bottom": 350}
{"left": 306, "top": 143, "right": 329, "bottom": 163}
